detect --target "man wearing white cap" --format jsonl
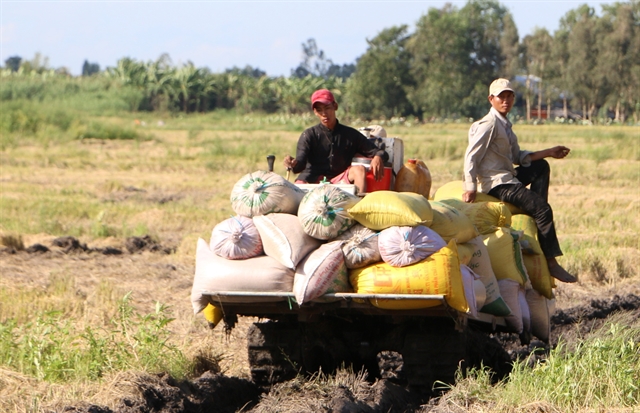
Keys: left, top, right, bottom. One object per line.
{"left": 462, "top": 78, "right": 577, "bottom": 283}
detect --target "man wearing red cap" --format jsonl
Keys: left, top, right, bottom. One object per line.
{"left": 462, "top": 78, "right": 577, "bottom": 283}
{"left": 283, "top": 89, "right": 387, "bottom": 194}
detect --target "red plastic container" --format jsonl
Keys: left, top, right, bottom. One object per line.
{"left": 365, "top": 167, "right": 392, "bottom": 192}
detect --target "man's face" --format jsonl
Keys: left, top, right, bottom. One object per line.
{"left": 313, "top": 102, "right": 338, "bottom": 129}
{"left": 489, "top": 90, "right": 515, "bottom": 116}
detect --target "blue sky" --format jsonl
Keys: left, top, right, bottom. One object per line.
{"left": 1, "top": 0, "right": 615, "bottom": 76}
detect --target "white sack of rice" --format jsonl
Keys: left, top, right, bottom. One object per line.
{"left": 378, "top": 225, "right": 446, "bottom": 267}
{"left": 191, "top": 238, "right": 294, "bottom": 313}
{"left": 210, "top": 215, "right": 263, "bottom": 259}
{"left": 298, "top": 184, "right": 360, "bottom": 240}
{"left": 253, "top": 213, "right": 322, "bottom": 269}
{"left": 230, "top": 170, "right": 305, "bottom": 217}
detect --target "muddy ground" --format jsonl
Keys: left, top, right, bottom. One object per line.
{"left": 2, "top": 236, "right": 639, "bottom": 413}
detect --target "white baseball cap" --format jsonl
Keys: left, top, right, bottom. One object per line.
{"left": 489, "top": 78, "right": 514, "bottom": 96}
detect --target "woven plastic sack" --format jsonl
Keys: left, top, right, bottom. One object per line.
{"left": 428, "top": 201, "right": 479, "bottom": 244}
{"left": 498, "top": 279, "right": 523, "bottom": 334}
{"left": 191, "top": 238, "right": 294, "bottom": 313}
{"left": 527, "top": 288, "right": 555, "bottom": 343}
{"left": 253, "top": 213, "right": 322, "bottom": 269}
{"left": 378, "top": 225, "right": 446, "bottom": 267}
{"left": 465, "top": 236, "right": 511, "bottom": 316}
{"left": 438, "top": 198, "right": 511, "bottom": 235}
{"left": 474, "top": 279, "right": 487, "bottom": 310}
{"left": 510, "top": 214, "right": 553, "bottom": 299}
{"left": 482, "top": 227, "right": 529, "bottom": 286}
{"left": 210, "top": 216, "right": 263, "bottom": 259}
{"left": 433, "top": 180, "right": 524, "bottom": 215}
{"left": 335, "top": 224, "right": 381, "bottom": 269}
{"left": 230, "top": 170, "right": 305, "bottom": 217}
{"left": 298, "top": 184, "right": 360, "bottom": 240}
{"left": 293, "top": 241, "right": 350, "bottom": 304}
{"left": 460, "top": 265, "right": 479, "bottom": 318}
{"left": 349, "top": 240, "right": 468, "bottom": 312}
{"left": 347, "top": 191, "right": 433, "bottom": 231}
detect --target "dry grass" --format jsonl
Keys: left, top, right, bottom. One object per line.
{"left": 1, "top": 117, "right": 639, "bottom": 410}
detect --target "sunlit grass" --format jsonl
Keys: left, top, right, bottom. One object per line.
{"left": 436, "top": 313, "right": 640, "bottom": 412}
{"left": 0, "top": 109, "right": 638, "bottom": 411}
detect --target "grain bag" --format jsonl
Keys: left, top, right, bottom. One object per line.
{"left": 349, "top": 240, "right": 468, "bottom": 312}
{"left": 428, "top": 201, "right": 479, "bottom": 244}
{"left": 335, "top": 224, "right": 381, "bottom": 269}
{"left": 519, "top": 288, "right": 531, "bottom": 339}
{"left": 191, "top": 238, "right": 294, "bottom": 314}
{"left": 465, "top": 236, "right": 511, "bottom": 316}
{"left": 378, "top": 225, "right": 446, "bottom": 267}
{"left": 460, "top": 265, "right": 479, "bottom": 318}
{"left": 253, "top": 213, "right": 322, "bottom": 269}
{"left": 510, "top": 215, "right": 554, "bottom": 299}
{"left": 210, "top": 215, "right": 263, "bottom": 259}
{"left": 457, "top": 242, "right": 475, "bottom": 266}
{"left": 433, "top": 180, "right": 524, "bottom": 215}
{"left": 498, "top": 279, "right": 523, "bottom": 334}
{"left": 230, "top": 170, "right": 305, "bottom": 217}
{"left": 202, "top": 303, "right": 223, "bottom": 328}
{"left": 483, "top": 227, "right": 529, "bottom": 286}
{"left": 293, "top": 241, "right": 350, "bottom": 304}
{"left": 348, "top": 191, "right": 433, "bottom": 230}
{"left": 526, "top": 288, "right": 554, "bottom": 343}
{"left": 297, "top": 184, "right": 360, "bottom": 240}
{"left": 438, "top": 199, "right": 512, "bottom": 235}
{"left": 474, "top": 279, "right": 487, "bottom": 310}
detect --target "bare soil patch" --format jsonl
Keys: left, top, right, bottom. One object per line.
{"left": 2, "top": 237, "right": 639, "bottom": 413}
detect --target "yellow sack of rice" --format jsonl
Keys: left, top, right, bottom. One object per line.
{"left": 482, "top": 227, "right": 529, "bottom": 286}
{"left": 347, "top": 191, "right": 433, "bottom": 231}
{"left": 230, "top": 170, "right": 305, "bottom": 217}
{"left": 438, "top": 198, "right": 512, "bottom": 235}
{"left": 457, "top": 242, "right": 475, "bottom": 266}
{"left": 428, "top": 201, "right": 479, "bottom": 244}
{"left": 433, "top": 180, "right": 524, "bottom": 215}
{"left": 349, "top": 240, "right": 468, "bottom": 312}
{"left": 297, "top": 184, "right": 360, "bottom": 240}
{"left": 510, "top": 215, "right": 553, "bottom": 299}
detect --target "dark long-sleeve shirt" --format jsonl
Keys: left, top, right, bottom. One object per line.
{"left": 292, "top": 121, "right": 388, "bottom": 183}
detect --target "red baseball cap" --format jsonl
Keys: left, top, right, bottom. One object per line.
{"left": 311, "top": 89, "right": 335, "bottom": 107}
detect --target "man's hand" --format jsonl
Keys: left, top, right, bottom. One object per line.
{"left": 369, "top": 155, "right": 384, "bottom": 181}
{"left": 283, "top": 155, "right": 297, "bottom": 170}
{"left": 462, "top": 190, "right": 476, "bottom": 203}
{"left": 548, "top": 146, "right": 570, "bottom": 159}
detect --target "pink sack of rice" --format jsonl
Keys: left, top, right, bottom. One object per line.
{"left": 378, "top": 225, "right": 447, "bottom": 267}
{"left": 210, "top": 216, "right": 263, "bottom": 260}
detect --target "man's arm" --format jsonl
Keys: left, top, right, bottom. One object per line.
{"left": 463, "top": 121, "right": 493, "bottom": 202}
{"left": 283, "top": 131, "right": 312, "bottom": 174}
{"left": 529, "top": 146, "right": 570, "bottom": 161}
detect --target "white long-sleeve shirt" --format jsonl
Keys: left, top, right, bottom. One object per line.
{"left": 463, "top": 107, "right": 532, "bottom": 193}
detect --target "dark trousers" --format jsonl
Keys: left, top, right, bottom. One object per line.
{"left": 488, "top": 159, "right": 562, "bottom": 258}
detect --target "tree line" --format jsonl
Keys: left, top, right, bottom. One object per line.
{"left": 2, "top": 0, "right": 638, "bottom": 123}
